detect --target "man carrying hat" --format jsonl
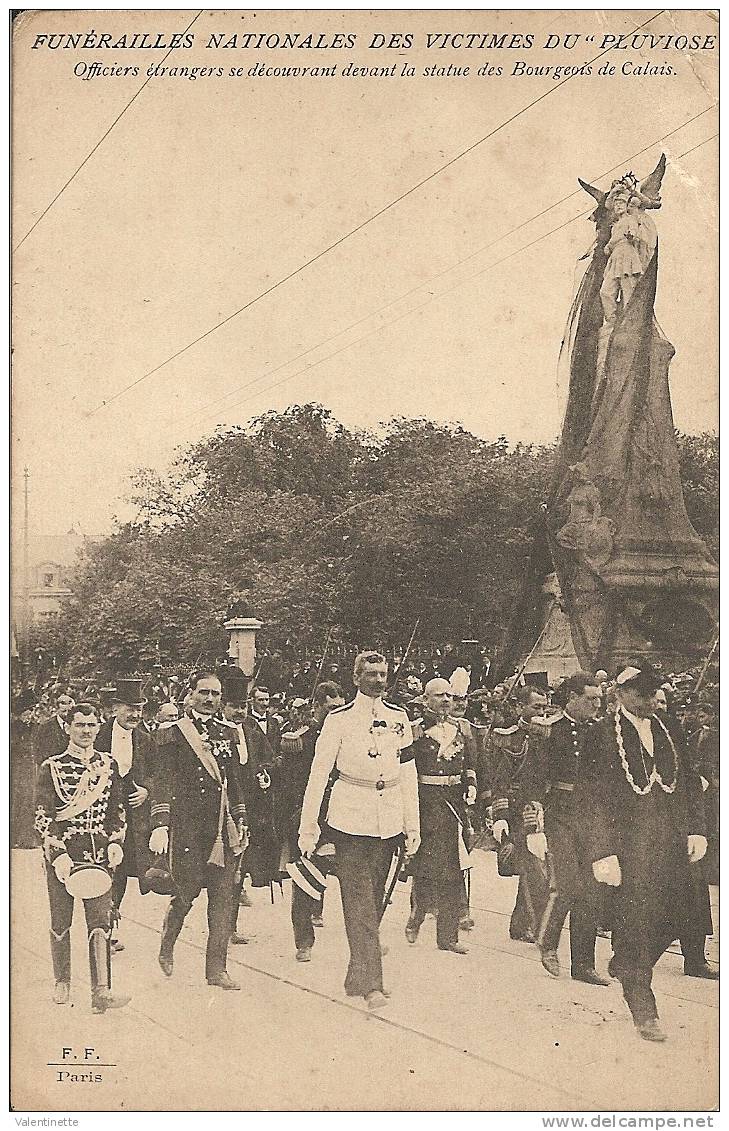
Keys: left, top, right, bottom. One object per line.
{"left": 298, "top": 651, "right": 420, "bottom": 1010}
{"left": 95, "top": 677, "right": 154, "bottom": 952}
{"left": 34, "top": 701, "right": 131, "bottom": 1013}
{"left": 582, "top": 663, "right": 708, "bottom": 1041}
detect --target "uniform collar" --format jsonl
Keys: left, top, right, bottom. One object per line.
{"left": 354, "top": 690, "right": 383, "bottom": 712}
{"left": 190, "top": 709, "right": 214, "bottom": 722}
{"left": 66, "top": 741, "right": 100, "bottom": 765}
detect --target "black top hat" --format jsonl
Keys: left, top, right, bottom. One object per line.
{"left": 110, "top": 678, "right": 147, "bottom": 706}
{"left": 222, "top": 672, "right": 248, "bottom": 706}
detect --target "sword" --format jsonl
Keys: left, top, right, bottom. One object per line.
{"left": 379, "top": 837, "right": 406, "bottom": 925}
{"left": 388, "top": 619, "right": 420, "bottom": 696}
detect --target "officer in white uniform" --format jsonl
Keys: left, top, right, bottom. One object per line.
{"left": 299, "top": 651, "right": 420, "bottom": 1010}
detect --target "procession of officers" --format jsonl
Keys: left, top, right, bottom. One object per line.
{"left": 33, "top": 652, "right": 717, "bottom": 1041}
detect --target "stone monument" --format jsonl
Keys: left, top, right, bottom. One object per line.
{"left": 224, "top": 596, "right": 263, "bottom": 679}
{"left": 504, "top": 155, "right": 718, "bottom": 683}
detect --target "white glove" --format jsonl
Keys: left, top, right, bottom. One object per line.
{"left": 592, "top": 855, "right": 622, "bottom": 886}
{"left": 492, "top": 819, "right": 509, "bottom": 844}
{"left": 52, "top": 853, "right": 73, "bottom": 883}
{"left": 465, "top": 785, "right": 477, "bottom": 806}
{"left": 128, "top": 784, "right": 149, "bottom": 809}
{"left": 405, "top": 830, "right": 421, "bottom": 856}
{"left": 238, "top": 824, "right": 250, "bottom": 852}
{"left": 526, "top": 832, "right": 547, "bottom": 862}
{"left": 298, "top": 830, "right": 318, "bottom": 858}
{"left": 700, "top": 776, "right": 710, "bottom": 793}
{"left": 107, "top": 842, "right": 124, "bottom": 868}
{"left": 687, "top": 834, "right": 708, "bottom": 863}
{"left": 149, "top": 827, "right": 169, "bottom": 855}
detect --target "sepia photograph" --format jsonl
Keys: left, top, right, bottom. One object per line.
{"left": 10, "top": 7, "right": 718, "bottom": 1113}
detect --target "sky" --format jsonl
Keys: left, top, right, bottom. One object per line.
{"left": 12, "top": 8, "right": 719, "bottom": 537}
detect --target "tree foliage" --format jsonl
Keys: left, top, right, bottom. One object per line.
{"left": 50, "top": 407, "right": 718, "bottom": 676}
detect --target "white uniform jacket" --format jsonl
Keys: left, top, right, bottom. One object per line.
{"left": 299, "top": 692, "right": 419, "bottom": 841}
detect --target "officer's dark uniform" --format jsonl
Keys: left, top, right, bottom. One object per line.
{"left": 490, "top": 718, "right": 550, "bottom": 941}
{"left": 150, "top": 711, "right": 248, "bottom": 983}
{"left": 34, "top": 744, "right": 126, "bottom": 1007}
{"left": 407, "top": 710, "right": 477, "bottom": 949}
{"left": 530, "top": 712, "right": 605, "bottom": 976}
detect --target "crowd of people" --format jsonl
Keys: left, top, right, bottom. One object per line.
{"left": 12, "top": 645, "right": 718, "bottom": 1038}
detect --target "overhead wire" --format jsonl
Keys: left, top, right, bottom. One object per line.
{"left": 85, "top": 9, "right": 667, "bottom": 416}
{"left": 13, "top": 11, "right": 204, "bottom": 252}
{"left": 179, "top": 122, "right": 719, "bottom": 433}
{"left": 173, "top": 103, "right": 716, "bottom": 434}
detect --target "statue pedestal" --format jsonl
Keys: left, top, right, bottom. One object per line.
{"left": 224, "top": 617, "right": 263, "bottom": 678}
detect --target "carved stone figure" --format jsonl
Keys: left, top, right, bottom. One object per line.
{"left": 555, "top": 463, "right": 615, "bottom": 571}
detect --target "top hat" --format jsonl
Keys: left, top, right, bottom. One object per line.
{"left": 110, "top": 678, "right": 147, "bottom": 706}
{"left": 222, "top": 673, "right": 248, "bottom": 706}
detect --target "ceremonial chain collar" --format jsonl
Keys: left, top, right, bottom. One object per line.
{"left": 614, "top": 709, "right": 678, "bottom": 795}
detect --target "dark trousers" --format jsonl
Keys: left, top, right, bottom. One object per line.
{"left": 45, "top": 862, "right": 112, "bottom": 986}
{"left": 510, "top": 850, "right": 549, "bottom": 939}
{"left": 160, "top": 849, "right": 238, "bottom": 980}
{"left": 612, "top": 929, "right": 678, "bottom": 1026}
{"left": 408, "top": 873, "right": 461, "bottom": 948}
{"left": 291, "top": 885, "right": 324, "bottom": 951}
{"left": 538, "top": 810, "right": 602, "bottom": 970}
{"left": 332, "top": 831, "right": 397, "bottom": 997}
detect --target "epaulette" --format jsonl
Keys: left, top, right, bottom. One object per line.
{"left": 546, "top": 711, "right": 565, "bottom": 724}
{"left": 493, "top": 725, "right": 519, "bottom": 735}
{"left": 382, "top": 700, "right": 407, "bottom": 713}
{"left": 411, "top": 719, "right": 425, "bottom": 740}
{"left": 40, "top": 752, "right": 65, "bottom": 770}
{"left": 327, "top": 701, "right": 355, "bottom": 716}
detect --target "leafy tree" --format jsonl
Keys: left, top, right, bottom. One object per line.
{"left": 53, "top": 406, "right": 717, "bottom": 675}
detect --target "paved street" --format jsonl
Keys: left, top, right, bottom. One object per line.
{"left": 11, "top": 847, "right": 718, "bottom": 1112}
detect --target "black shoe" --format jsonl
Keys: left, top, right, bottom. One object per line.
{"left": 684, "top": 962, "right": 719, "bottom": 980}
{"left": 571, "top": 967, "right": 610, "bottom": 986}
{"left": 230, "top": 932, "right": 252, "bottom": 945}
{"left": 438, "top": 943, "right": 468, "bottom": 954}
{"left": 636, "top": 1019, "right": 667, "bottom": 1042}
{"left": 510, "top": 930, "right": 536, "bottom": 944}
{"left": 540, "top": 949, "right": 560, "bottom": 978}
{"left": 296, "top": 947, "right": 312, "bottom": 963}
{"left": 460, "top": 916, "right": 475, "bottom": 931}
{"left": 311, "top": 915, "right": 324, "bottom": 928}
{"left": 405, "top": 921, "right": 420, "bottom": 944}
{"left": 158, "top": 952, "right": 174, "bottom": 978}
{"left": 110, "top": 939, "right": 125, "bottom": 954}
{"left": 207, "top": 972, "right": 241, "bottom": 991}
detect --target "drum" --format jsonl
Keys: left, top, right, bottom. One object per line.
{"left": 64, "top": 862, "right": 112, "bottom": 900}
